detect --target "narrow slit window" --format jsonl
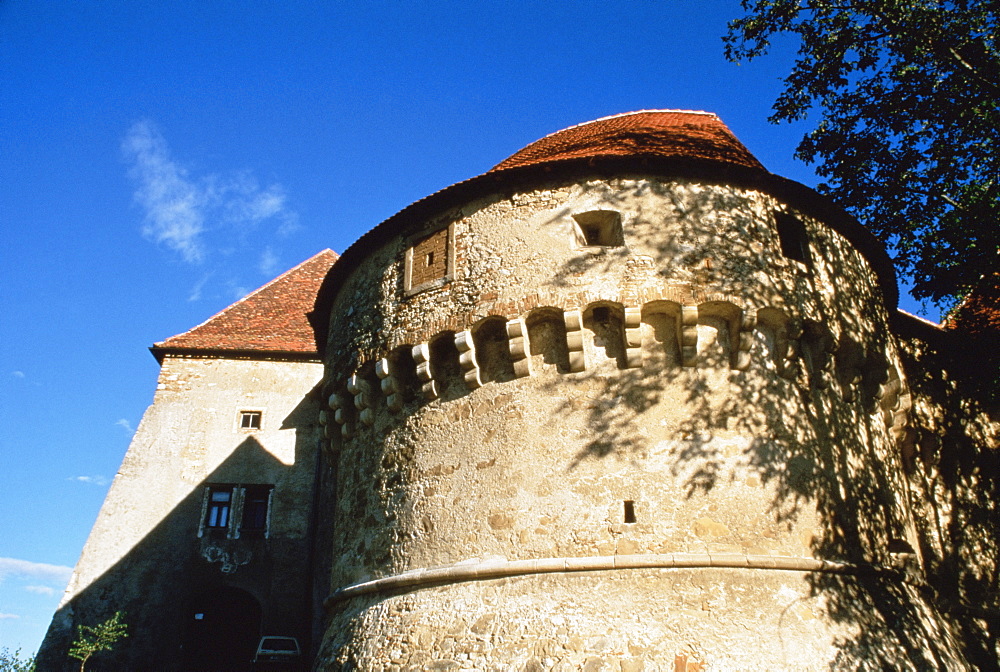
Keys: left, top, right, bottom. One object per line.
{"left": 623, "top": 500, "right": 636, "bottom": 524}
{"left": 775, "top": 213, "right": 811, "bottom": 266}
{"left": 240, "top": 411, "right": 262, "bottom": 430}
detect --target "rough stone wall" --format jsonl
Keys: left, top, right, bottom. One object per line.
{"left": 38, "top": 356, "right": 324, "bottom": 671}
{"left": 316, "top": 177, "right": 967, "bottom": 669}
{"left": 896, "top": 326, "right": 1000, "bottom": 669}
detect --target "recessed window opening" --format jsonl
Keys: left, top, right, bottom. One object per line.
{"left": 623, "top": 500, "right": 636, "bottom": 523}
{"left": 405, "top": 225, "right": 452, "bottom": 294}
{"left": 573, "top": 210, "right": 623, "bottom": 247}
{"left": 592, "top": 306, "right": 611, "bottom": 324}
{"left": 240, "top": 411, "right": 262, "bottom": 430}
{"left": 775, "top": 212, "right": 811, "bottom": 266}
{"left": 241, "top": 487, "right": 271, "bottom": 534}
{"left": 206, "top": 488, "right": 232, "bottom": 528}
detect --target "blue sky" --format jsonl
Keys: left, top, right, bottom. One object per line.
{"left": 0, "top": 0, "right": 939, "bottom": 654}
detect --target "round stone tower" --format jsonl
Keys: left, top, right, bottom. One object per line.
{"left": 312, "top": 111, "right": 966, "bottom": 670}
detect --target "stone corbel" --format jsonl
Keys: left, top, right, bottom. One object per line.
{"left": 679, "top": 305, "right": 699, "bottom": 367}
{"left": 347, "top": 373, "right": 375, "bottom": 426}
{"left": 412, "top": 343, "right": 439, "bottom": 401}
{"left": 624, "top": 306, "right": 643, "bottom": 368}
{"left": 779, "top": 318, "right": 802, "bottom": 380}
{"left": 376, "top": 357, "right": 403, "bottom": 412}
{"left": 506, "top": 318, "right": 532, "bottom": 378}
{"left": 564, "top": 308, "right": 586, "bottom": 372}
{"left": 455, "top": 330, "right": 483, "bottom": 390}
{"left": 733, "top": 307, "right": 756, "bottom": 370}
{"left": 328, "top": 392, "right": 352, "bottom": 439}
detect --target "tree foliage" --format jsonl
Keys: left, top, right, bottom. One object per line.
{"left": 67, "top": 611, "right": 128, "bottom": 672}
{"left": 725, "top": 0, "right": 999, "bottom": 307}
{"left": 0, "top": 648, "right": 35, "bottom": 672}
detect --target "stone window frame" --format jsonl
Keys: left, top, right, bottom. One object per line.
{"left": 571, "top": 210, "right": 624, "bottom": 249}
{"left": 237, "top": 409, "right": 264, "bottom": 432}
{"left": 403, "top": 222, "right": 456, "bottom": 297}
{"left": 773, "top": 210, "right": 813, "bottom": 270}
{"left": 198, "top": 484, "right": 274, "bottom": 540}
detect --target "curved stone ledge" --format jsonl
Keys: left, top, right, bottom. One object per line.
{"left": 324, "top": 553, "right": 882, "bottom": 608}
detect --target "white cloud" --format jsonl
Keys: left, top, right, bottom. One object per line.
{"left": 123, "top": 120, "right": 298, "bottom": 266}
{"left": 0, "top": 613, "right": 19, "bottom": 620}
{"left": 115, "top": 418, "right": 134, "bottom": 435}
{"left": 123, "top": 120, "right": 207, "bottom": 263}
{"left": 188, "top": 273, "right": 212, "bottom": 302}
{"left": 0, "top": 558, "right": 73, "bottom": 585}
{"left": 69, "top": 475, "right": 109, "bottom": 487}
{"left": 258, "top": 248, "right": 279, "bottom": 277}
{"left": 24, "top": 585, "right": 56, "bottom": 596}
{"left": 11, "top": 371, "right": 24, "bottom": 379}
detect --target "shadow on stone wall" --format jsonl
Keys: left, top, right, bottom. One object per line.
{"left": 896, "top": 317, "right": 1000, "bottom": 670}
{"left": 37, "top": 392, "right": 324, "bottom": 672}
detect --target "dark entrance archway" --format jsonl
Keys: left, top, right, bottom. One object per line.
{"left": 183, "top": 586, "right": 261, "bottom": 671}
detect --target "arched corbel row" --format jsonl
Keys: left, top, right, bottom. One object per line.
{"left": 455, "top": 330, "right": 483, "bottom": 390}
{"left": 506, "top": 318, "right": 532, "bottom": 378}
{"left": 411, "top": 343, "right": 438, "bottom": 401}
{"left": 563, "top": 308, "right": 586, "bottom": 373}
{"left": 679, "top": 305, "right": 699, "bottom": 367}
{"left": 623, "top": 306, "right": 643, "bottom": 368}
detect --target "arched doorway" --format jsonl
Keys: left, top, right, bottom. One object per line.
{"left": 183, "top": 586, "right": 261, "bottom": 671}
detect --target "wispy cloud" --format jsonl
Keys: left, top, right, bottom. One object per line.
{"left": 122, "top": 120, "right": 297, "bottom": 265}
{"left": 11, "top": 371, "right": 25, "bottom": 379}
{"left": 24, "top": 585, "right": 56, "bottom": 596}
{"left": 188, "top": 273, "right": 212, "bottom": 302}
{"left": 123, "top": 121, "right": 207, "bottom": 262}
{"left": 258, "top": 247, "right": 279, "bottom": 277}
{"left": 0, "top": 613, "right": 19, "bottom": 620}
{"left": 69, "top": 475, "right": 109, "bottom": 487}
{"left": 115, "top": 418, "right": 133, "bottom": 435}
{"left": 0, "top": 558, "right": 73, "bottom": 585}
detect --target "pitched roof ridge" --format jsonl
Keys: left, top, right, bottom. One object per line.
{"left": 158, "top": 249, "right": 337, "bottom": 344}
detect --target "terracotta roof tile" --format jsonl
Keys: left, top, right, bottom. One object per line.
{"left": 490, "top": 110, "right": 764, "bottom": 173}
{"left": 154, "top": 250, "right": 338, "bottom": 359}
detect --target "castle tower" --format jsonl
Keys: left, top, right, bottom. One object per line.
{"left": 38, "top": 251, "right": 336, "bottom": 671}
{"left": 312, "top": 112, "right": 966, "bottom": 669}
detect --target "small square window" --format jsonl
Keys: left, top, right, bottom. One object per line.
{"left": 239, "top": 411, "right": 262, "bottom": 430}
{"left": 572, "top": 210, "right": 623, "bottom": 247}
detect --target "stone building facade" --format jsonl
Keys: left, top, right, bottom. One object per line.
{"left": 41, "top": 112, "right": 998, "bottom": 670}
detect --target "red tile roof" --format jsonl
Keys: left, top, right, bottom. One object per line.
{"left": 945, "top": 274, "right": 1000, "bottom": 336}
{"left": 490, "top": 110, "right": 765, "bottom": 173}
{"left": 153, "top": 250, "right": 338, "bottom": 361}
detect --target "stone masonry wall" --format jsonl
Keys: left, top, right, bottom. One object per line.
{"left": 317, "top": 177, "right": 965, "bottom": 670}
{"left": 38, "top": 356, "right": 324, "bottom": 671}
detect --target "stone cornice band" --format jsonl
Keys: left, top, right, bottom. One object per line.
{"left": 324, "top": 553, "right": 882, "bottom": 608}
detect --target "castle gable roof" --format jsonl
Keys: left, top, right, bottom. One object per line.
{"left": 153, "top": 249, "right": 338, "bottom": 362}
{"left": 490, "top": 110, "right": 764, "bottom": 173}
